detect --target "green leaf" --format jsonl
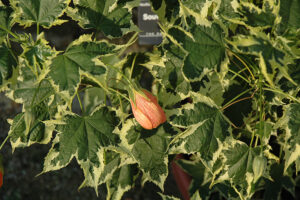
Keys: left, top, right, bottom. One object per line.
{"left": 158, "top": 193, "right": 181, "bottom": 200}
{"left": 234, "top": 0, "right": 278, "bottom": 29}
{"left": 131, "top": 127, "right": 169, "bottom": 190}
{"left": 191, "top": 72, "right": 226, "bottom": 106}
{"left": 42, "top": 106, "right": 120, "bottom": 192}
{"left": 6, "top": 62, "right": 54, "bottom": 108}
{"left": 176, "top": 158, "right": 206, "bottom": 183}
{"left": 216, "top": 0, "right": 239, "bottom": 21}
{"left": 0, "top": 4, "right": 14, "bottom": 43}
{"left": 10, "top": 0, "right": 70, "bottom": 28}
{"left": 149, "top": 0, "right": 179, "bottom": 24}
{"left": 66, "top": 0, "right": 138, "bottom": 37}
{"left": 255, "top": 121, "right": 273, "bottom": 146}
{"left": 106, "top": 165, "right": 136, "bottom": 200}
{"left": 214, "top": 181, "right": 240, "bottom": 200}
{"left": 223, "top": 141, "right": 260, "bottom": 183}
{"left": 83, "top": 87, "right": 106, "bottom": 115}
{"left": 147, "top": 42, "right": 190, "bottom": 96}
{"left": 48, "top": 35, "right": 114, "bottom": 102}
{"left": 230, "top": 32, "right": 296, "bottom": 87}
{"left": 282, "top": 103, "right": 300, "bottom": 172}
{"left": 176, "top": 158, "right": 211, "bottom": 199}
{"left": 190, "top": 191, "right": 201, "bottom": 200}
{"left": 178, "top": 0, "right": 211, "bottom": 27}
{"left": 118, "top": 120, "right": 176, "bottom": 190}
{"left": 168, "top": 20, "right": 226, "bottom": 81}
{"left": 169, "top": 95, "right": 230, "bottom": 160}
{"left": 176, "top": 155, "right": 239, "bottom": 200}
{"left": 8, "top": 103, "right": 54, "bottom": 151}
{"left": 0, "top": 43, "right": 17, "bottom": 89}
{"left": 278, "top": 0, "right": 300, "bottom": 33}
{"left": 98, "top": 151, "right": 121, "bottom": 185}
{"left": 21, "top": 33, "right": 57, "bottom": 70}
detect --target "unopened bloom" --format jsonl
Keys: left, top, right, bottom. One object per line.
{"left": 130, "top": 89, "right": 166, "bottom": 129}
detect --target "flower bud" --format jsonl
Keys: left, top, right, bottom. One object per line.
{"left": 253, "top": 155, "right": 267, "bottom": 183}
{"left": 130, "top": 89, "right": 166, "bottom": 129}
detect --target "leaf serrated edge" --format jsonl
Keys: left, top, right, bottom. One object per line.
{"left": 10, "top": 0, "right": 71, "bottom": 28}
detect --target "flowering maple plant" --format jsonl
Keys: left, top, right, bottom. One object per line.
{"left": 0, "top": 0, "right": 300, "bottom": 199}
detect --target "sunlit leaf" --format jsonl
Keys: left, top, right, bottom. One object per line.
{"left": 48, "top": 35, "right": 114, "bottom": 102}
{"left": 42, "top": 106, "right": 120, "bottom": 192}
{"left": 10, "top": 0, "right": 70, "bottom": 28}
{"left": 168, "top": 20, "right": 226, "bottom": 81}
{"left": 169, "top": 95, "right": 230, "bottom": 160}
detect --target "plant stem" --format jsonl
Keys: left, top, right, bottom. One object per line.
{"left": 6, "top": 35, "right": 18, "bottom": 62}
{"left": 254, "top": 135, "right": 259, "bottom": 147}
{"left": 37, "top": 23, "right": 39, "bottom": 36}
{"left": 130, "top": 53, "right": 138, "bottom": 79}
{"left": 0, "top": 25, "right": 19, "bottom": 39}
{"left": 31, "top": 81, "right": 42, "bottom": 107}
{"left": 109, "top": 65, "right": 132, "bottom": 85}
{"left": 0, "top": 135, "right": 10, "bottom": 151}
{"left": 118, "top": 32, "right": 138, "bottom": 56}
{"left": 221, "top": 88, "right": 253, "bottom": 110}
{"left": 117, "top": 94, "right": 125, "bottom": 124}
{"left": 107, "top": 78, "right": 128, "bottom": 88}
{"left": 263, "top": 87, "right": 300, "bottom": 104}
{"left": 228, "top": 69, "right": 251, "bottom": 84}
{"left": 230, "top": 51, "right": 255, "bottom": 80}
{"left": 108, "top": 87, "right": 130, "bottom": 102}
{"left": 258, "top": 74, "right": 264, "bottom": 147}
{"left": 250, "top": 131, "right": 255, "bottom": 147}
{"left": 77, "top": 92, "right": 84, "bottom": 113}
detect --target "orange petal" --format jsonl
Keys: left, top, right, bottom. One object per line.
{"left": 131, "top": 101, "right": 153, "bottom": 129}
{"left": 136, "top": 90, "right": 166, "bottom": 128}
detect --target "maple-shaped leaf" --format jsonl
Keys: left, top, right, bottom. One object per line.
{"left": 117, "top": 119, "right": 177, "bottom": 190}
{"left": 223, "top": 141, "right": 260, "bottom": 183}
{"left": 167, "top": 19, "right": 226, "bottom": 82}
{"left": 42, "top": 106, "right": 120, "bottom": 192}
{"left": 169, "top": 94, "right": 231, "bottom": 160}
{"left": 48, "top": 35, "right": 115, "bottom": 102}
{"left": 10, "top": 0, "right": 70, "bottom": 28}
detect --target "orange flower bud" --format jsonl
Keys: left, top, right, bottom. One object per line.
{"left": 130, "top": 89, "right": 166, "bottom": 129}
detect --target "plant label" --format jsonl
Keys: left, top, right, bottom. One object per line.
{"left": 138, "top": 0, "right": 162, "bottom": 45}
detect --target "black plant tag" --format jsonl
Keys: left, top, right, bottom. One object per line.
{"left": 138, "top": 0, "right": 162, "bottom": 45}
